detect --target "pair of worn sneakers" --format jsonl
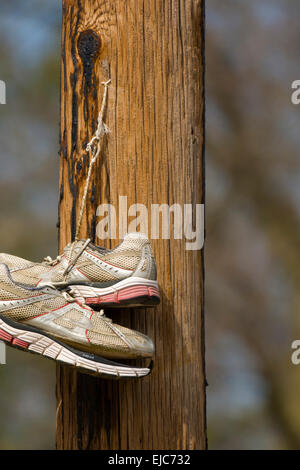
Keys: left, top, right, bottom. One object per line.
{"left": 0, "top": 233, "right": 160, "bottom": 379}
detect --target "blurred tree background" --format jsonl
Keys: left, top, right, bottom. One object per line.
{"left": 207, "top": 0, "right": 300, "bottom": 450}
{"left": 0, "top": 0, "right": 61, "bottom": 450}
{"left": 0, "top": 0, "right": 300, "bottom": 450}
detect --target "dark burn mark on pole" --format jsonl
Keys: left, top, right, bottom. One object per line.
{"left": 70, "top": 73, "right": 78, "bottom": 152}
{"left": 77, "top": 30, "right": 101, "bottom": 88}
{"left": 68, "top": 3, "right": 82, "bottom": 241}
{"left": 76, "top": 160, "right": 83, "bottom": 173}
{"left": 77, "top": 30, "right": 101, "bottom": 122}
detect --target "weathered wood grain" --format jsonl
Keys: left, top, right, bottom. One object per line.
{"left": 57, "top": 0, "right": 206, "bottom": 450}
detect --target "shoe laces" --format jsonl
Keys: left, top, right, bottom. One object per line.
{"left": 61, "top": 289, "right": 81, "bottom": 304}
{"left": 61, "top": 287, "right": 111, "bottom": 325}
{"left": 43, "top": 239, "right": 91, "bottom": 280}
{"left": 43, "top": 255, "right": 63, "bottom": 266}
{"left": 63, "top": 239, "right": 91, "bottom": 279}
{"left": 64, "top": 290, "right": 111, "bottom": 325}
{"left": 64, "top": 287, "right": 111, "bottom": 322}
{"left": 42, "top": 282, "right": 91, "bottom": 311}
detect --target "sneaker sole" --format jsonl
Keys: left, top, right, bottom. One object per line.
{"left": 0, "top": 315, "right": 152, "bottom": 379}
{"left": 72, "top": 277, "right": 160, "bottom": 308}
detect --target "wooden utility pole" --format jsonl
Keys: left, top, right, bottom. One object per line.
{"left": 57, "top": 0, "right": 206, "bottom": 450}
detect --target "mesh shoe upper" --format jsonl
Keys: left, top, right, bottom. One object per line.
{"left": 0, "top": 233, "right": 157, "bottom": 288}
{"left": 0, "top": 264, "right": 154, "bottom": 359}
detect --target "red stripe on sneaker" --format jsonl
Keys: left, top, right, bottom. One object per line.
{"left": 12, "top": 338, "right": 29, "bottom": 349}
{"left": 0, "top": 329, "right": 12, "bottom": 342}
{"left": 85, "top": 285, "right": 160, "bottom": 305}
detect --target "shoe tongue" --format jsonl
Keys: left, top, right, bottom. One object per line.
{"left": 63, "top": 240, "right": 89, "bottom": 256}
